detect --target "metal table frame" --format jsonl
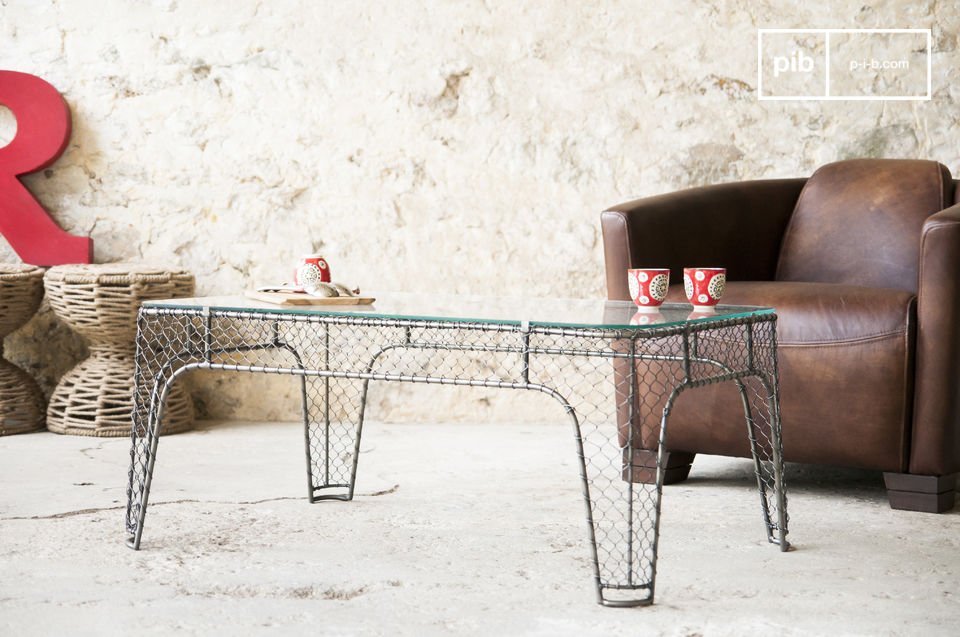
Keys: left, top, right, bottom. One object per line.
{"left": 124, "top": 301, "right": 788, "bottom": 607}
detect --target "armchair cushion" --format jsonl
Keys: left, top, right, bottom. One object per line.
{"left": 601, "top": 178, "right": 806, "bottom": 299}
{"left": 775, "top": 159, "right": 953, "bottom": 293}
{"left": 662, "top": 282, "right": 916, "bottom": 471}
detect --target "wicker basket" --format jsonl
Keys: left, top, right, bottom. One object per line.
{"left": 45, "top": 264, "right": 196, "bottom": 437}
{"left": 0, "top": 264, "right": 46, "bottom": 436}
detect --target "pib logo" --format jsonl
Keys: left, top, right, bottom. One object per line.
{"left": 758, "top": 29, "right": 932, "bottom": 101}
{"left": 757, "top": 30, "right": 827, "bottom": 98}
{"left": 772, "top": 49, "right": 815, "bottom": 77}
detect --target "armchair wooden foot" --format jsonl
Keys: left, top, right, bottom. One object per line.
{"left": 624, "top": 449, "right": 696, "bottom": 485}
{"left": 883, "top": 472, "right": 958, "bottom": 513}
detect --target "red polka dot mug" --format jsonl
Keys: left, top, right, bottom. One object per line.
{"left": 683, "top": 267, "right": 726, "bottom": 311}
{"left": 294, "top": 254, "right": 332, "bottom": 293}
{"left": 627, "top": 268, "right": 670, "bottom": 312}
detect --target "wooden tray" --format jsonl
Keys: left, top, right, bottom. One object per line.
{"left": 245, "top": 290, "right": 375, "bottom": 306}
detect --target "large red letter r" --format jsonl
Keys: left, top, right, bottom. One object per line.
{"left": 0, "top": 70, "right": 93, "bottom": 265}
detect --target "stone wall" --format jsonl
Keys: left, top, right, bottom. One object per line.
{"left": 2, "top": 0, "right": 957, "bottom": 423}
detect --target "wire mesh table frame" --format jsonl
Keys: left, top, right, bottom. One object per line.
{"left": 124, "top": 302, "right": 789, "bottom": 607}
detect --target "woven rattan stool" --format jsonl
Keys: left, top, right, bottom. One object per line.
{"left": 0, "top": 264, "right": 46, "bottom": 436}
{"left": 45, "top": 264, "right": 196, "bottom": 437}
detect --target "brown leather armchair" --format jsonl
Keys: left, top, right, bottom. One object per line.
{"left": 601, "top": 158, "right": 960, "bottom": 512}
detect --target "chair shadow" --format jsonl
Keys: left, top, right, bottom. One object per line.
{"left": 680, "top": 457, "right": 960, "bottom": 513}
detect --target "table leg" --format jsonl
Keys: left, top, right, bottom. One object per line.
{"left": 125, "top": 311, "right": 200, "bottom": 549}
{"left": 303, "top": 336, "right": 414, "bottom": 502}
{"left": 735, "top": 321, "right": 789, "bottom": 549}
{"left": 303, "top": 376, "right": 367, "bottom": 501}
{"left": 532, "top": 335, "right": 672, "bottom": 607}
{"left": 738, "top": 373, "right": 789, "bottom": 549}
{"left": 125, "top": 363, "right": 187, "bottom": 549}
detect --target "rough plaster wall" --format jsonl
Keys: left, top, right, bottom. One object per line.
{"left": 0, "top": 0, "right": 957, "bottom": 424}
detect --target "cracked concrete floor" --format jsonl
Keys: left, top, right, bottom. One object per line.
{"left": 1, "top": 420, "right": 958, "bottom": 636}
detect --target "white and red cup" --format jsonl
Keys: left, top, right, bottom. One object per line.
{"left": 627, "top": 268, "right": 670, "bottom": 312}
{"left": 683, "top": 267, "right": 726, "bottom": 311}
{"left": 294, "top": 254, "right": 331, "bottom": 293}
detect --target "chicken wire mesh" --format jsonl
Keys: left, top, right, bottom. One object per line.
{"left": 124, "top": 306, "right": 787, "bottom": 607}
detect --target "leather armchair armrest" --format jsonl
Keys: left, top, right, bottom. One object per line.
{"left": 911, "top": 202, "right": 960, "bottom": 475}
{"left": 600, "top": 179, "right": 806, "bottom": 300}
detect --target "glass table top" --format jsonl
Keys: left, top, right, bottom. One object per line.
{"left": 144, "top": 293, "right": 774, "bottom": 330}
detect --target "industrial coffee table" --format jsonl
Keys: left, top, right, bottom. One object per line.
{"left": 124, "top": 294, "right": 789, "bottom": 607}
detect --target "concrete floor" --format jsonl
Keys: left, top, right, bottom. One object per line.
{"left": 1, "top": 420, "right": 958, "bottom": 636}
